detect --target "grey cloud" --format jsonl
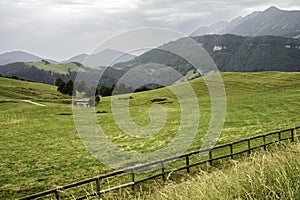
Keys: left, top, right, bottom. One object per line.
{"left": 0, "top": 0, "right": 299, "bottom": 60}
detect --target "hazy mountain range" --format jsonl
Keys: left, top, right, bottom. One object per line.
{"left": 192, "top": 6, "right": 300, "bottom": 38}
{"left": 0, "top": 51, "right": 59, "bottom": 66}
{"left": 0, "top": 49, "right": 136, "bottom": 67}
{"left": 1, "top": 6, "right": 299, "bottom": 68}
{"left": 0, "top": 6, "right": 300, "bottom": 88}
{"left": 1, "top": 34, "right": 299, "bottom": 88}
{"left": 62, "top": 49, "right": 136, "bottom": 66}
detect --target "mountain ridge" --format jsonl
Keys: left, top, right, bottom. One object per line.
{"left": 0, "top": 51, "right": 58, "bottom": 65}
{"left": 192, "top": 6, "right": 300, "bottom": 38}
{"left": 0, "top": 49, "right": 136, "bottom": 67}
{"left": 1, "top": 34, "right": 299, "bottom": 88}
{"left": 117, "top": 34, "right": 300, "bottom": 73}
{"left": 63, "top": 49, "right": 136, "bottom": 66}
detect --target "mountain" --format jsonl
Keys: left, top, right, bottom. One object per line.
{"left": 64, "top": 49, "right": 136, "bottom": 66}
{"left": 194, "top": 34, "right": 300, "bottom": 72}
{"left": 1, "top": 35, "right": 299, "bottom": 88}
{"left": 192, "top": 6, "right": 300, "bottom": 38}
{"left": 117, "top": 34, "right": 300, "bottom": 73}
{"left": 0, "top": 51, "right": 58, "bottom": 65}
{"left": 0, "top": 49, "right": 135, "bottom": 67}
{"left": 64, "top": 53, "right": 89, "bottom": 64}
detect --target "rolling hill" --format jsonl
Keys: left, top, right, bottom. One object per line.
{"left": 0, "top": 61, "right": 126, "bottom": 87}
{"left": 27, "top": 61, "right": 81, "bottom": 74}
{"left": 0, "top": 76, "right": 69, "bottom": 100}
{"left": 0, "top": 62, "right": 78, "bottom": 85}
{"left": 192, "top": 6, "right": 300, "bottom": 38}
{"left": 0, "top": 51, "right": 58, "bottom": 65}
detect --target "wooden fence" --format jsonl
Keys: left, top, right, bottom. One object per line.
{"left": 20, "top": 126, "right": 300, "bottom": 200}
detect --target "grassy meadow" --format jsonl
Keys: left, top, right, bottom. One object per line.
{"left": 27, "top": 62, "right": 80, "bottom": 74}
{"left": 0, "top": 72, "right": 299, "bottom": 199}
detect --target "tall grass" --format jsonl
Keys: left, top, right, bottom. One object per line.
{"left": 119, "top": 142, "right": 300, "bottom": 200}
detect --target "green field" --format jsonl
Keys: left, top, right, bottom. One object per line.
{"left": 27, "top": 62, "right": 80, "bottom": 74}
{"left": 0, "top": 72, "right": 299, "bottom": 199}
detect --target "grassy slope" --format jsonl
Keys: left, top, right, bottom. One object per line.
{"left": 96, "top": 72, "right": 300, "bottom": 153}
{"left": 0, "top": 72, "right": 299, "bottom": 199}
{"left": 123, "top": 143, "right": 300, "bottom": 200}
{"left": 217, "top": 72, "right": 300, "bottom": 142}
{"left": 27, "top": 62, "right": 80, "bottom": 74}
{"left": 0, "top": 77, "right": 69, "bottom": 100}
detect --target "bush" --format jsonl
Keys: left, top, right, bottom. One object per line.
{"left": 95, "top": 96, "right": 100, "bottom": 104}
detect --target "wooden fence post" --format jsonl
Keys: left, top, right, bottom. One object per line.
{"left": 278, "top": 131, "right": 281, "bottom": 142}
{"left": 96, "top": 177, "right": 101, "bottom": 199}
{"left": 185, "top": 155, "right": 190, "bottom": 173}
{"left": 55, "top": 189, "right": 60, "bottom": 200}
{"left": 131, "top": 169, "right": 135, "bottom": 191}
{"left": 161, "top": 161, "right": 166, "bottom": 181}
{"left": 209, "top": 150, "right": 213, "bottom": 166}
{"left": 263, "top": 135, "right": 266, "bottom": 151}
{"left": 247, "top": 138, "right": 251, "bottom": 154}
{"left": 291, "top": 128, "right": 295, "bottom": 142}
{"left": 230, "top": 143, "right": 233, "bottom": 159}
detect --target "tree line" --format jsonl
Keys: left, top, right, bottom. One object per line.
{"left": 55, "top": 78, "right": 151, "bottom": 98}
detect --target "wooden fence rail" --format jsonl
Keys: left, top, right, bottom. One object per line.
{"left": 20, "top": 126, "right": 300, "bottom": 200}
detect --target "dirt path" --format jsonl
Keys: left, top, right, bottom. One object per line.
{"left": 20, "top": 100, "right": 46, "bottom": 106}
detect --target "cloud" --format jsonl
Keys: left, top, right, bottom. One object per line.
{"left": 0, "top": 0, "right": 299, "bottom": 60}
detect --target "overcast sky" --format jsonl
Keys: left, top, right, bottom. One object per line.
{"left": 0, "top": 0, "right": 300, "bottom": 60}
